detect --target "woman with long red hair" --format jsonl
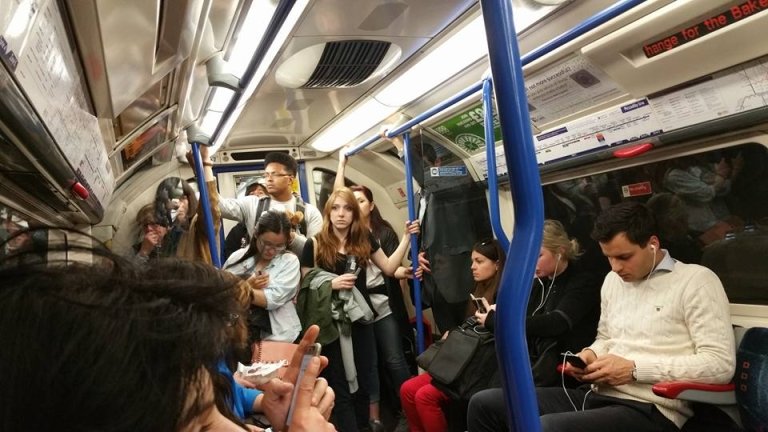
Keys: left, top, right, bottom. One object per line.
{"left": 300, "top": 187, "right": 417, "bottom": 432}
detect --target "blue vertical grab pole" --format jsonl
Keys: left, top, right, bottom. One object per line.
{"left": 401, "top": 131, "right": 425, "bottom": 354}
{"left": 482, "top": 78, "right": 509, "bottom": 251}
{"left": 191, "top": 142, "right": 222, "bottom": 268}
{"left": 480, "top": 1, "right": 545, "bottom": 431}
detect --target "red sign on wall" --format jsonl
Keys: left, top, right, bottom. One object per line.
{"left": 621, "top": 181, "right": 653, "bottom": 197}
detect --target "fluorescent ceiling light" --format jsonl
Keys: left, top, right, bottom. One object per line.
{"left": 208, "top": 87, "right": 235, "bottom": 112}
{"left": 209, "top": 0, "right": 311, "bottom": 154}
{"left": 375, "top": 16, "right": 487, "bottom": 107}
{"left": 374, "top": 3, "right": 550, "bottom": 108}
{"left": 200, "top": 111, "right": 223, "bottom": 137}
{"left": 310, "top": 98, "right": 398, "bottom": 152}
{"left": 227, "top": 0, "right": 278, "bottom": 78}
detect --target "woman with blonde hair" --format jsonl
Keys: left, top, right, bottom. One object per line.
{"left": 477, "top": 219, "right": 602, "bottom": 386}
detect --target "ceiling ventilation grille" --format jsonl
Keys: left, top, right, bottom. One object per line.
{"left": 303, "top": 40, "right": 391, "bottom": 88}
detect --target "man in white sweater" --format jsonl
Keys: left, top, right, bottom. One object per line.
{"left": 467, "top": 201, "right": 735, "bottom": 432}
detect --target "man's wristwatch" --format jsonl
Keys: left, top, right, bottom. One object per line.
{"left": 631, "top": 364, "right": 638, "bottom": 381}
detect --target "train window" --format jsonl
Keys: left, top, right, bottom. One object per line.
{"left": 543, "top": 143, "right": 768, "bottom": 305}
{"left": 233, "top": 174, "right": 265, "bottom": 198}
{"left": 313, "top": 168, "right": 355, "bottom": 210}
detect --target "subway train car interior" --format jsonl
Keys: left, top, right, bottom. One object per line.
{"left": 2, "top": 0, "right": 768, "bottom": 431}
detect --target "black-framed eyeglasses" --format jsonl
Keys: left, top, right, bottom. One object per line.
{"left": 263, "top": 172, "right": 292, "bottom": 179}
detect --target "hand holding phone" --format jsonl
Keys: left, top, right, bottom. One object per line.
{"left": 470, "top": 293, "right": 487, "bottom": 313}
{"left": 248, "top": 271, "right": 269, "bottom": 290}
{"left": 285, "top": 343, "right": 322, "bottom": 426}
{"left": 561, "top": 353, "right": 587, "bottom": 369}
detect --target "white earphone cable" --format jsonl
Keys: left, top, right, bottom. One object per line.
{"left": 561, "top": 350, "right": 593, "bottom": 412}
{"left": 645, "top": 246, "right": 657, "bottom": 282}
{"left": 533, "top": 255, "right": 560, "bottom": 315}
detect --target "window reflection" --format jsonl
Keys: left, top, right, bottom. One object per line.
{"left": 544, "top": 143, "right": 768, "bottom": 305}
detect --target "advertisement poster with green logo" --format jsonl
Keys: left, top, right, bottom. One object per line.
{"left": 432, "top": 102, "right": 502, "bottom": 154}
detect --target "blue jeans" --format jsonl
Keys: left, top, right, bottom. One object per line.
{"left": 367, "top": 314, "right": 413, "bottom": 403}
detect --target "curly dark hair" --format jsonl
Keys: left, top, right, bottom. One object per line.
{"left": 264, "top": 152, "right": 298, "bottom": 176}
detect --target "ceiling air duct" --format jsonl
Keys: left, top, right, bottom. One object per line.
{"left": 276, "top": 40, "right": 402, "bottom": 89}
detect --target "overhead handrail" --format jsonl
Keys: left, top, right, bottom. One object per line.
{"left": 482, "top": 78, "right": 509, "bottom": 250}
{"left": 522, "top": 0, "right": 647, "bottom": 65}
{"left": 343, "top": 81, "right": 485, "bottom": 158}
{"left": 191, "top": 142, "right": 222, "bottom": 268}
{"left": 346, "top": 0, "right": 649, "bottom": 158}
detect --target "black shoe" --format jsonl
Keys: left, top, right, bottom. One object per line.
{"left": 393, "top": 415, "right": 409, "bottom": 432}
{"left": 370, "top": 419, "right": 385, "bottom": 432}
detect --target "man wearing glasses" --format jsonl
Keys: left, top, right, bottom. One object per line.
{"left": 220, "top": 152, "right": 323, "bottom": 256}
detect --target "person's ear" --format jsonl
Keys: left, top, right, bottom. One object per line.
{"left": 649, "top": 235, "right": 660, "bottom": 251}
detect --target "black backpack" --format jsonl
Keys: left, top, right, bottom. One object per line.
{"left": 255, "top": 195, "right": 308, "bottom": 235}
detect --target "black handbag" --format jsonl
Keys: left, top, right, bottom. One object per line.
{"left": 416, "top": 339, "right": 444, "bottom": 371}
{"left": 422, "top": 319, "right": 497, "bottom": 400}
{"left": 529, "top": 337, "right": 560, "bottom": 386}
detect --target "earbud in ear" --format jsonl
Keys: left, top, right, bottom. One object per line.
{"left": 556, "top": 253, "right": 562, "bottom": 260}
{"left": 650, "top": 245, "right": 656, "bottom": 251}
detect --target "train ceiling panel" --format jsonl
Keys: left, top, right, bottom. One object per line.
{"left": 225, "top": 0, "right": 477, "bottom": 149}
{"left": 67, "top": 0, "right": 203, "bottom": 118}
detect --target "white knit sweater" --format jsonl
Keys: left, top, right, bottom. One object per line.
{"left": 588, "top": 251, "right": 735, "bottom": 428}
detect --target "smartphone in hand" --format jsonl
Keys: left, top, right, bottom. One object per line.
{"left": 561, "top": 353, "right": 587, "bottom": 369}
{"left": 285, "top": 343, "right": 322, "bottom": 426}
{"left": 470, "top": 293, "right": 487, "bottom": 313}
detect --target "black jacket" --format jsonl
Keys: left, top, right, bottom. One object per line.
{"left": 485, "top": 262, "right": 601, "bottom": 354}
{"left": 524, "top": 263, "right": 601, "bottom": 354}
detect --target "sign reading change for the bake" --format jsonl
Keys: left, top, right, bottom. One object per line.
{"left": 432, "top": 102, "right": 502, "bottom": 154}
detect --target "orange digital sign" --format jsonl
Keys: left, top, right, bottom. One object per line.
{"left": 642, "top": 0, "right": 768, "bottom": 58}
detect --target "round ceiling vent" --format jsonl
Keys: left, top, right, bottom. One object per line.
{"left": 276, "top": 40, "right": 402, "bottom": 89}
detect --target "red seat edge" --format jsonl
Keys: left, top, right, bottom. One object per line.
{"left": 652, "top": 381, "right": 735, "bottom": 398}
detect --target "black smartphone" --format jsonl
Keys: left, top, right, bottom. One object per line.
{"left": 285, "top": 343, "right": 322, "bottom": 426}
{"left": 561, "top": 353, "right": 587, "bottom": 369}
{"left": 470, "top": 293, "right": 487, "bottom": 313}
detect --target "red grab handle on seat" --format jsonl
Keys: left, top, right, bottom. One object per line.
{"left": 652, "top": 381, "right": 735, "bottom": 398}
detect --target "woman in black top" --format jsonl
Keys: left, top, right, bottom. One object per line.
{"left": 300, "top": 187, "right": 416, "bottom": 432}
{"left": 477, "top": 219, "right": 601, "bottom": 386}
